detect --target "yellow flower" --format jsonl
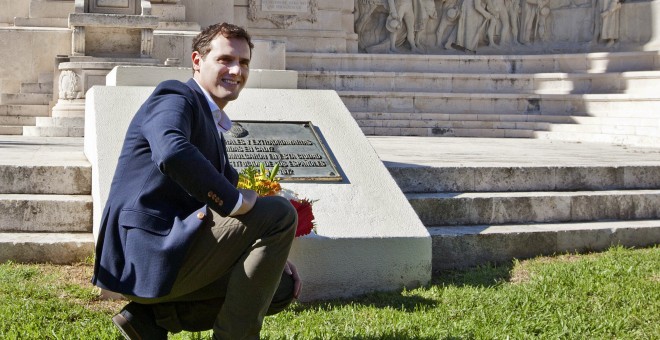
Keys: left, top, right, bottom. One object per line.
{"left": 237, "top": 164, "right": 282, "bottom": 197}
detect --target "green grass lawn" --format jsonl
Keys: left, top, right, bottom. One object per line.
{"left": 1, "top": 245, "right": 658, "bottom": 339}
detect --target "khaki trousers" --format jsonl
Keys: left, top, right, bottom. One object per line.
{"left": 126, "top": 195, "right": 297, "bottom": 339}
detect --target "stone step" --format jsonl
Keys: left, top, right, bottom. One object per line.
{"left": 13, "top": 18, "right": 69, "bottom": 28}
{"left": 0, "top": 93, "right": 52, "bottom": 105}
{"left": 545, "top": 122, "right": 658, "bottom": 137}
{"left": 21, "top": 82, "right": 53, "bottom": 94}
{"left": 355, "top": 113, "right": 658, "bottom": 138}
{"left": 359, "top": 124, "right": 536, "bottom": 138}
{"left": 0, "top": 194, "right": 92, "bottom": 232}
{"left": 340, "top": 91, "right": 660, "bottom": 117}
{"left": 0, "top": 104, "right": 49, "bottom": 117}
{"left": 287, "top": 51, "right": 660, "bottom": 74}
{"left": 360, "top": 111, "right": 660, "bottom": 128}
{"left": 408, "top": 190, "right": 660, "bottom": 226}
{"left": 354, "top": 111, "right": 577, "bottom": 124}
{"left": 429, "top": 220, "right": 660, "bottom": 270}
{"left": 0, "top": 164, "right": 91, "bottom": 195}
{"left": 357, "top": 118, "right": 548, "bottom": 131}
{"left": 388, "top": 165, "right": 660, "bottom": 193}
{"left": 22, "top": 126, "right": 85, "bottom": 137}
{"left": 534, "top": 131, "right": 660, "bottom": 149}
{"left": 0, "top": 116, "right": 36, "bottom": 126}
{"left": 0, "top": 126, "right": 23, "bottom": 135}
{"left": 299, "top": 70, "right": 660, "bottom": 94}
{"left": 0, "top": 232, "right": 94, "bottom": 264}
{"left": 35, "top": 117, "right": 85, "bottom": 128}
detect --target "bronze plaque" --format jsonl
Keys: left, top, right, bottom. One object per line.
{"left": 225, "top": 121, "right": 342, "bottom": 182}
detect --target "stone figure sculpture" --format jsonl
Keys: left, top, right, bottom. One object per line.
{"left": 456, "top": 0, "right": 497, "bottom": 51}
{"left": 355, "top": 0, "right": 386, "bottom": 48}
{"left": 487, "top": 0, "right": 511, "bottom": 47}
{"left": 388, "top": 0, "right": 421, "bottom": 52}
{"left": 592, "top": 0, "right": 621, "bottom": 47}
{"left": 436, "top": 0, "right": 461, "bottom": 49}
{"left": 478, "top": 0, "right": 499, "bottom": 47}
{"left": 352, "top": 0, "right": 625, "bottom": 54}
{"left": 506, "top": 0, "right": 521, "bottom": 45}
{"left": 521, "top": 0, "right": 550, "bottom": 44}
{"left": 413, "top": 0, "right": 438, "bottom": 50}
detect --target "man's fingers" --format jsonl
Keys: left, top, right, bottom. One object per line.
{"left": 285, "top": 261, "right": 302, "bottom": 299}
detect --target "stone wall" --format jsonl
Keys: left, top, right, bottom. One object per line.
{"left": 179, "top": 0, "right": 234, "bottom": 29}
{"left": 234, "top": 0, "right": 358, "bottom": 53}
{"left": 0, "top": 28, "right": 70, "bottom": 93}
{"left": 1, "top": 0, "right": 658, "bottom": 91}
{"left": 0, "top": 0, "right": 29, "bottom": 24}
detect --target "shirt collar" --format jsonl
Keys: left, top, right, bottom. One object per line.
{"left": 193, "top": 78, "right": 233, "bottom": 132}
{"left": 193, "top": 78, "right": 221, "bottom": 112}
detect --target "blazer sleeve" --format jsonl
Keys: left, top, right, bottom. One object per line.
{"left": 140, "top": 83, "right": 240, "bottom": 216}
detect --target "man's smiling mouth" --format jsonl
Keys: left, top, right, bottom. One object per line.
{"left": 222, "top": 79, "right": 240, "bottom": 85}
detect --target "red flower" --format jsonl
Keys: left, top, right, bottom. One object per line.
{"left": 289, "top": 198, "right": 315, "bottom": 237}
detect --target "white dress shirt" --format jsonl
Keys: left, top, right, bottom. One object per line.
{"left": 193, "top": 79, "right": 243, "bottom": 215}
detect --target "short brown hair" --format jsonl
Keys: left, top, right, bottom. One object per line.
{"left": 192, "top": 22, "right": 254, "bottom": 60}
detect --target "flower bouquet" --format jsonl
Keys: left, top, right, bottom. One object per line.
{"left": 237, "top": 163, "right": 315, "bottom": 237}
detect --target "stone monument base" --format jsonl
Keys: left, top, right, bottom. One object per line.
{"left": 84, "top": 66, "right": 431, "bottom": 301}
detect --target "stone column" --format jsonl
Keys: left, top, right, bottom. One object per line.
{"left": 72, "top": 26, "right": 85, "bottom": 56}
{"left": 141, "top": 28, "right": 154, "bottom": 57}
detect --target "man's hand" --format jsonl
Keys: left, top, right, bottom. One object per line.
{"left": 231, "top": 189, "right": 257, "bottom": 216}
{"left": 284, "top": 260, "right": 302, "bottom": 299}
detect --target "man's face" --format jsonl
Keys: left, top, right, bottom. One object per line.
{"left": 192, "top": 35, "right": 251, "bottom": 109}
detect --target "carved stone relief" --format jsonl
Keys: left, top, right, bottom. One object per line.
{"left": 354, "top": 0, "right": 629, "bottom": 54}
{"left": 59, "top": 70, "right": 83, "bottom": 100}
{"left": 591, "top": 0, "right": 621, "bottom": 47}
{"left": 248, "top": 0, "right": 318, "bottom": 29}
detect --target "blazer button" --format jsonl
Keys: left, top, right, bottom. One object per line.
{"left": 218, "top": 200, "right": 223, "bottom": 206}
{"left": 197, "top": 212, "right": 205, "bottom": 219}
{"left": 207, "top": 191, "right": 213, "bottom": 198}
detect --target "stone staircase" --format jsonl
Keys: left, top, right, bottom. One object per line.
{"left": 370, "top": 136, "right": 660, "bottom": 271}
{"left": 289, "top": 51, "right": 660, "bottom": 147}
{"left": 0, "top": 73, "right": 53, "bottom": 135}
{"left": 0, "top": 136, "right": 94, "bottom": 263}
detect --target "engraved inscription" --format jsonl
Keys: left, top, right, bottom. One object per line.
{"left": 225, "top": 121, "right": 341, "bottom": 182}
{"left": 248, "top": 0, "right": 318, "bottom": 29}
{"left": 262, "top": 0, "right": 309, "bottom": 13}
{"left": 96, "top": 0, "right": 130, "bottom": 8}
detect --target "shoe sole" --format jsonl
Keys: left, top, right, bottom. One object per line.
{"left": 112, "top": 313, "right": 142, "bottom": 340}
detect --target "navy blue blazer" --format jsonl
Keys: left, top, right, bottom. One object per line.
{"left": 92, "top": 79, "right": 240, "bottom": 298}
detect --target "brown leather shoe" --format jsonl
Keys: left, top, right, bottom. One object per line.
{"left": 112, "top": 302, "right": 168, "bottom": 340}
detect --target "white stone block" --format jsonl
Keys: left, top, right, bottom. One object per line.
{"left": 106, "top": 66, "right": 297, "bottom": 89}
{"left": 85, "top": 86, "right": 431, "bottom": 301}
{"left": 251, "top": 39, "right": 286, "bottom": 70}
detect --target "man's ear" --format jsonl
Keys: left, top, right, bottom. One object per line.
{"left": 191, "top": 51, "right": 201, "bottom": 72}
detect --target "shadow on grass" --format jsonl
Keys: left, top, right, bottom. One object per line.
{"left": 433, "top": 261, "right": 515, "bottom": 288}
{"left": 348, "top": 334, "right": 462, "bottom": 340}
{"left": 288, "top": 291, "right": 438, "bottom": 314}
{"left": 285, "top": 261, "right": 517, "bottom": 316}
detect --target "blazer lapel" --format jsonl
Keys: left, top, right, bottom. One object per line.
{"left": 185, "top": 79, "right": 227, "bottom": 172}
